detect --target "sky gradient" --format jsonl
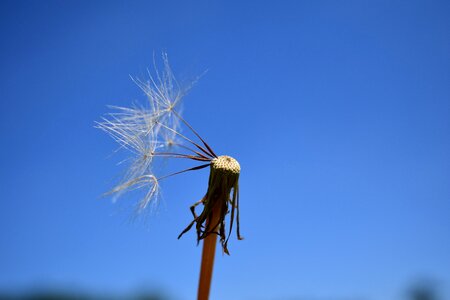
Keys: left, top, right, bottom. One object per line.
{"left": 1, "top": 1, "right": 449, "bottom": 299}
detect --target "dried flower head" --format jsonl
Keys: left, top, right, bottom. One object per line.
{"left": 97, "top": 53, "right": 242, "bottom": 254}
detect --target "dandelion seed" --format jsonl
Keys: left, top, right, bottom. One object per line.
{"left": 98, "top": 53, "right": 242, "bottom": 299}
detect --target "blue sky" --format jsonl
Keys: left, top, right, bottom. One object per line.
{"left": 0, "top": 1, "right": 449, "bottom": 299}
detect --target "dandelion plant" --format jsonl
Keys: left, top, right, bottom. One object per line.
{"left": 97, "top": 53, "right": 243, "bottom": 300}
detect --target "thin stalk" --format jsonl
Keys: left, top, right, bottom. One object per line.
{"left": 172, "top": 109, "right": 218, "bottom": 158}
{"left": 173, "top": 143, "right": 210, "bottom": 160}
{"left": 197, "top": 200, "right": 221, "bottom": 300}
{"left": 157, "top": 163, "right": 211, "bottom": 181}
{"left": 156, "top": 121, "right": 214, "bottom": 158}
{"left": 150, "top": 152, "right": 211, "bottom": 162}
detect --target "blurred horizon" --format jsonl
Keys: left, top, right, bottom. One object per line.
{"left": 0, "top": 279, "right": 444, "bottom": 300}
{"left": 1, "top": 1, "right": 449, "bottom": 300}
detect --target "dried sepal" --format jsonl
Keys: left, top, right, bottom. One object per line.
{"left": 178, "top": 156, "right": 242, "bottom": 254}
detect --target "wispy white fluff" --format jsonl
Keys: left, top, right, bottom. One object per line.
{"left": 97, "top": 53, "right": 195, "bottom": 213}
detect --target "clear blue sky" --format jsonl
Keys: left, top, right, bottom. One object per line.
{"left": 0, "top": 1, "right": 449, "bottom": 299}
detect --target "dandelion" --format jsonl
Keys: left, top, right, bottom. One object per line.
{"left": 97, "top": 53, "right": 243, "bottom": 300}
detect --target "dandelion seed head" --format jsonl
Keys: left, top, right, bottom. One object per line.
{"left": 211, "top": 155, "right": 240, "bottom": 175}
{"left": 98, "top": 52, "right": 194, "bottom": 213}
{"left": 99, "top": 54, "right": 244, "bottom": 253}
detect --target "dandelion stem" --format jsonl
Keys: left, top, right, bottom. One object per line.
{"left": 197, "top": 200, "right": 221, "bottom": 300}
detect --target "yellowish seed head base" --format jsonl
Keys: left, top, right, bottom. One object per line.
{"left": 211, "top": 155, "right": 240, "bottom": 174}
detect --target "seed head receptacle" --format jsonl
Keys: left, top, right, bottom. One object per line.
{"left": 178, "top": 155, "right": 242, "bottom": 254}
